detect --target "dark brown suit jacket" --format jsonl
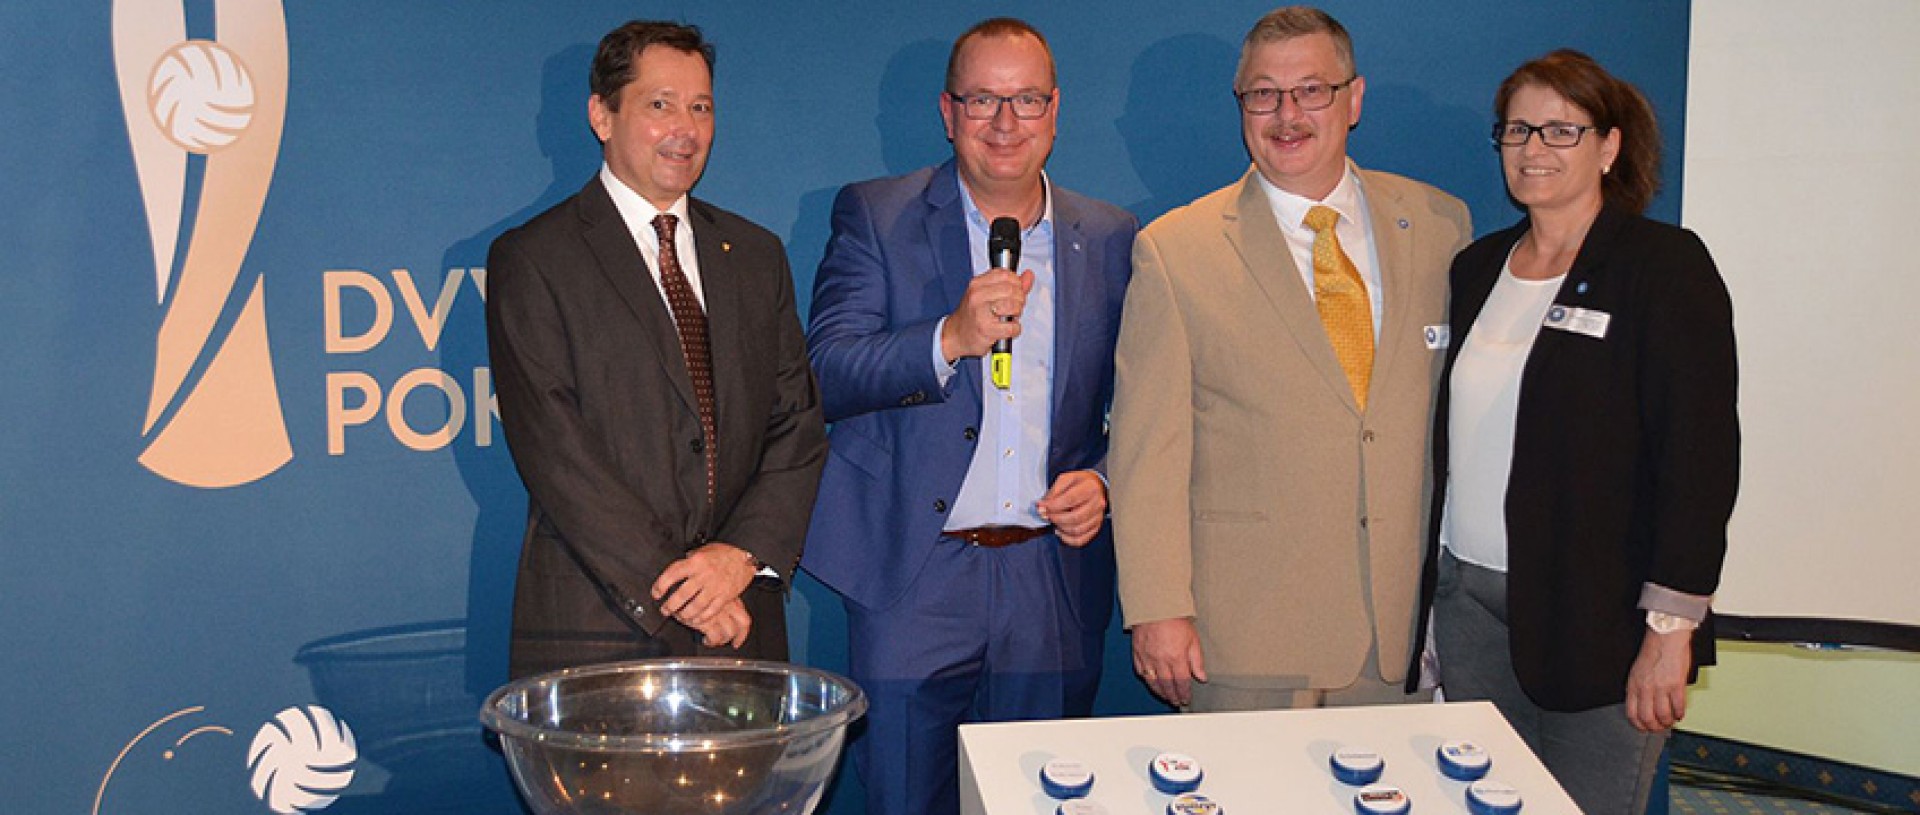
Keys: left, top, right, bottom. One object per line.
{"left": 486, "top": 177, "right": 826, "bottom": 678}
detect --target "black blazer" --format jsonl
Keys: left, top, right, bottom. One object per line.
{"left": 1411, "top": 205, "right": 1739, "bottom": 711}
{"left": 486, "top": 177, "right": 827, "bottom": 677}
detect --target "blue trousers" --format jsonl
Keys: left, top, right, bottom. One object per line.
{"left": 845, "top": 535, "right": 1102, "bottom": 815}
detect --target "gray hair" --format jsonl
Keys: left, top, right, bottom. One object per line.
{"left": 1236, "top": 6, "right": 1356, "bottom": 87}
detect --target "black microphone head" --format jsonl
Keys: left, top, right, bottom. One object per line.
{"left": 988, "top": 216, "right": 1021, "bottom": 268}
{"left": 989, "top": 216, "right": 1021, "bottom": 246}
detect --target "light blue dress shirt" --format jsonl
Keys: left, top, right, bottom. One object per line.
{"left": 930, "top": 178, "right": 1057, "bottom": 530}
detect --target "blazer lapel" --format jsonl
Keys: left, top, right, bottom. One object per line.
{"left": 1564, "top": 206, "right": 1628, "bottom": 292}
{"left": 691, "top": 198, "right": 742, "bottom": 455}
{"left": 1455, "top": 232, "right": 1510, "bottom": 331}
{"left": 1221, "top": 168, "right": 1358, "bottom": 412}
{"left": 1360, "top": 169, "right": 1416, "bottom": 400}
{"left": 924, "top": 163, "right": 983, "bottom": 398}
{"left": 1049, "top": 200, "right": 1088, "bottom": 420}
{"left": 578, "top": 178, "right": 698, "bottom": 415}
{"left": 1521, "top": 206, "right": 1626, "bottom": 374}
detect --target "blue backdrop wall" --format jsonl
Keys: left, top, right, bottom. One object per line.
{"left": 0, "top": 2, "right": 1688, "bottom": 813}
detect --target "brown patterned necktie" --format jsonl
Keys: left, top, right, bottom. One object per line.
{"left": 1304, "top": 205, "right": 1373, "bottom": 410}
{"left": 652, "top": 212, "right": 717, "bottom": 508}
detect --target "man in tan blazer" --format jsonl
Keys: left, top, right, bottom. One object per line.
{"left": 1111, "top": 6, "right": 1470, "bottom": 712}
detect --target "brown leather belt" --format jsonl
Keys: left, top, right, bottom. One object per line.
{"left": 946, "top": 525, "right": 1052, "bottom": 548}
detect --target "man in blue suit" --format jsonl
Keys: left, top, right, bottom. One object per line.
{"left": 802, "top": 17, "right": 1136, "bottom": 815}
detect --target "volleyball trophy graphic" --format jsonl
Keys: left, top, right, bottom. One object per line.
{"left": 114, "top": 0, "right": 292, "bottom": 488}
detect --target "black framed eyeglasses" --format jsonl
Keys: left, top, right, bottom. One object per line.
{"left": 1492, "top": 121, "right": 1601, "bottom": 148}
{"left": 1234, "top": 77, "right": 1357, "bottom": 114}
{"left": 947, "top": 91, "right": 1055, "bottom": 120}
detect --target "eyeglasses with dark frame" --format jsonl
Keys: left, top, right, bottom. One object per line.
{"left": 1234, "top": 77, "right": 1357, "bottom": 114}
{"left": 1492, "top": 121, "right": 1602, "bottom": 148}
{"left": 947, "top": 91, "right": 1056, "bottom": 120}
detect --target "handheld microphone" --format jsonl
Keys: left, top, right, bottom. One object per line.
{"left": 987, "top": 217, "right": 1020, "bottom": 390}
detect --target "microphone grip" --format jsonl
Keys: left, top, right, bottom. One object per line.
{"left": 990, "top": 246, "right": 1015, "bottom": 272}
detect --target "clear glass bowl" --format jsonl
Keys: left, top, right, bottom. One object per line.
{"left": 480, "top": 658, "right": 866, "bottom": 814}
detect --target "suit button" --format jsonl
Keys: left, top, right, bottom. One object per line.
{"left": 933, "top": 499, "right": 948, "bottom": 513}
{"left": 963, "top": 427, "right": 977, "bottom": 441}
{"left": 691, "top": 437, "right": 705, "bottom": 452}
{"left": 613, "top": 591, "right": 645, "bottom": 617}
{"left": 1359, "top": 516, "right": 1370, "bottom": 529}
{"left": 1363, "top": 430, "right": 1376, "bottom": 442}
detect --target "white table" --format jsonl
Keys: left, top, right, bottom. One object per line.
{"left": 958, "top": 701, "right": 1581, "bottom": 814}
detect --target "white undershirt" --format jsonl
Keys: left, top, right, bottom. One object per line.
{"left": 1441, "top": 255, "right": 1565, "bottom": 573}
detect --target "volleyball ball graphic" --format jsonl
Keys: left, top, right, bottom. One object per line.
{"left": 246, "top": 706, "right": 357, "bottom": 814}
{"left": 148, "top": 39, "right": 255, "bottom": 153}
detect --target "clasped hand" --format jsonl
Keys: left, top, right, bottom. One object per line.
{"left": 651, "top": 542, "right": 759, "bottom": 648}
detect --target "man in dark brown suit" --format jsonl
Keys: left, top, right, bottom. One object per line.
{"left": 486, "top": 20, "right": 826, "bottom": 678}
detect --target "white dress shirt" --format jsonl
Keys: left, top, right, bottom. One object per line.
{"left": 1255, "top": 161, "right": 1385, "bottom": 337}
{"left": 601, "top": 164, "right": 705, "bottom": 316}
{"left": 934, "top": 176, "right": 1058, "bottom": 530}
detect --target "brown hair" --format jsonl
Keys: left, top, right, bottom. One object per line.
{"left": 1495, "top": 49, "right": 1661, "bottom": 214}
{"left": 591, "top": 21, "right": 715, "bottom": 111}
{"left": 1237, "top": 6, "right": 1356, "bottom": 87}
{"left": 946, "top": 17, "right": 1056, "bottom": 93}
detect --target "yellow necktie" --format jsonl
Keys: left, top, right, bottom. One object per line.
{"left": 1304, "top": 205, "right": 1372, "bottom": 409}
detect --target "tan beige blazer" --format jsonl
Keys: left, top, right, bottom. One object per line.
{"left": 1111, "top": 165, "right": 1470, "bottom": 689}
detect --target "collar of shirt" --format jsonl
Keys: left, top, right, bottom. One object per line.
{"left": 1255, "top": 160, "right": 1384, "bottom": 334}
{"left": 1256, "top": 159, "right": 1364, "bottom": 244}
{"left": 600, "top": 163, "right": 705, "bottom": 308}
{"left": 957, "top": 171, "right": 1057, "bottom": 243}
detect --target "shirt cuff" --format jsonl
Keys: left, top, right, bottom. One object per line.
{"left": 931, "top": 316, "right": 958, "bottom": 388}
{"left": 1638, "top": 582, "right": 1711, "bottom": 623}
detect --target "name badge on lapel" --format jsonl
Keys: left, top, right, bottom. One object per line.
{"left": 1543, "top": 305, "right": 1610, "bottom": 339}
{"left": 1423, "top": 324, "right": 1450, "bottom": 350}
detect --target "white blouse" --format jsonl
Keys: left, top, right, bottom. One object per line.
{"left": 1441, "top": 257, "right": 1565, "bottom": 574}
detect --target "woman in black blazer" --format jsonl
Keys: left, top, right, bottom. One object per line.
{"left": 1416, "top": 51, "right": 1738, "bottom": 815}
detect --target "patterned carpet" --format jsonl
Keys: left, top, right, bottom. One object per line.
{"left": 1665, "top": 731, "right": 1916, "bottom": 814}
{"left": 1671, "top": 782, "right": 1885, "bottom": 815}
{"left": 1668, "top": 763, "right": 1909, "bottom": 815}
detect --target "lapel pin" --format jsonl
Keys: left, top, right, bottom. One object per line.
{"left": 1397, "top": 219, "right": 1409, "bottom": 229}
{"left": 721, "top": 241, "right": 731, "bottom": 253}
{"left": 1072, "top": 241, "right": 1081, "bottom": 252}
{"left": 1576, "top": 281, "right": 1588, "bottom": 294}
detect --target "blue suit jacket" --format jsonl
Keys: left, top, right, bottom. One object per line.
{"left": 801, "top": 161, "right": 1136, "bottom": 629}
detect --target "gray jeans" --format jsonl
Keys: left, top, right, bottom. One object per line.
{"left": 1434, "top": 549, "right": 1666, "bottom": 815}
